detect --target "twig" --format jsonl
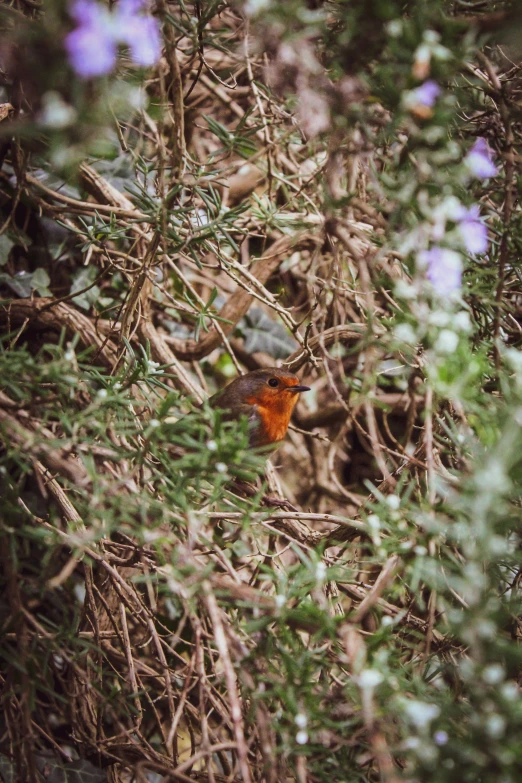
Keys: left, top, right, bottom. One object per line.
{"left": 351, "top": 556, "right": 400, "bottom": 624}
{"left": 202, "top": 584, "right": 253, "bottom": 783}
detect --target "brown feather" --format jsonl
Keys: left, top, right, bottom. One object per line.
{"left": 209, "top": 367, "right": 309, "bottom": 447}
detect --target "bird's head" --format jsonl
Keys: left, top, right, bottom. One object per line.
{"left": 212, "top": 367, "right": 310, "bottom": 446}
{"left": 231, "top": 368, "right": 310, "bottom": 409}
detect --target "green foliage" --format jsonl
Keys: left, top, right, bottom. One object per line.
{"left": 2, "top": 0, "right": 522, "bottom": 781}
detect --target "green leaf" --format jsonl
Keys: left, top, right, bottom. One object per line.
{"left": 0, "top": 271, "right": 32, "bottom": 297}
{"left": 35, "top": 755, "right": 106, "bottom": 783}
{"left": 0, "top": 267, "right": 50, "bottom": 297}
{"left": 48, "top": 759, "right": 106, "bottom": 783}
{"left": 32, "top": 267, "right": 52, "bottom": 296}
{"left": 91, "top": 154, "right": 136, "bottom": 196}
{"left": 241, "top": 308, "right": 298, "bottom": 359}
{"left": 0, "top": 235, "right": 14, "bottom": 266}
{"left": 70, "top": 266, "right": 100, "bottom": 310}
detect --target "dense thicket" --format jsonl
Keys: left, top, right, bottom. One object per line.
{"left": 1, "top": 1, "right": 522, "bottom": 782}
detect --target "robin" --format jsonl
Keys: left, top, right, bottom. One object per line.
{"left": 209, "top": 367, "right": 310, "bottom": 448}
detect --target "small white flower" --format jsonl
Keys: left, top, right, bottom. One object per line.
{"left": 486, "top": 714, "right": 506, "bottom": 739}
{"left": 453, "top": 311, "right": 472, "bottom": 333}
{"left": 74, "top": 583, "right": 86, "bottom": 604}
{"left": 505, "top": 349, "right": 522, "bottom": 372}
{"left": 431, "top": 195, "right": 463, "bottom": 225}
{"left": 97, "top": 388, "right": 108, "bottom": 400}
{"left": 216, "top": 462, "right": 227, "bottom": 474}
{"left": 394, "top": 323, "right": 417, "bottom": 345}
{"left": 386, "top": 495, "right": 400, "bottom": 511}
{"left": 275, "top": 594, "right": 286, "bottom": 608}
{"left": 488, "top": 535, "right": 507, "bottom": 556}
{"left": 500, "top": 681, "right": 519, "bottom": 700}
{"left": 64, "top": 349, "right": 75, "bottom": 361}
{"left": 244, "top": 0, "right": 271, "bottom": 15}
{"left": 475, "top": 460, "right": 509, "bottom": 496}
{"left": 482, "top": 664, "right": 505, "bottom": 685}
{"left": 296, "top": 730, "right": 308, "bottom": 745}
{"left": 413, "top": 43, "right": 432, "bottom": 74}
{"left": 381, "top": 615, "right": 394, "bottom": 627}
{"left": 428, "top": 310, "right": 451, "bottom": 327}
{"left": 404, "top": 700, "right": 440, "bottom": 729}
{"left": 295, "top": 713, "right": 308, "bottom": 729}
{"left": 149, "top": 419, "right": 160, "bottom": 429}
{"left": 434, "top": 329, "right": 459, "bottom": 355}
{"left": 386, "top": 19, "right": 403, "bottom": 37}
{"left": 367, "top": 514, "right": 381, "bottom": 545}
{"left": 357, "top": 669, "right": 384, "bottom": 689}
{"left": 40, "top": 91, "right": 77, "bottom": 129}
{"left": 315, "top": 561, "right": 327, "bottom": 581}
{"left": 423, "top": 30, "right": 440, "bottom": 44}
{"left": 113, "top": 381, "right": 122, "bottom": 390}
{"left": 433, "top": 43, "right": 451, "bottom": 61}
{"left": 394, "top": 279, "right": 416, "bottom": 299}
{"left": 414, "top": 545, "right": 427, "bottom": 556}
{"left": 402, "top": 736, "right": 421, "bottom": 750}
{"left": 52, "top": 654, "right": 65, "bottom": 671}
{"left": 207, "top": 440, "right": 218, "bottom": 452}
{"left": 147, "top": 359, "right": 162, "bottom": 374}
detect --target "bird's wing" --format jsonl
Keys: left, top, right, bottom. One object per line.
{"left": 209, "top": 392, "right": 260, "bottom": 441}
{"left": 208, "top": 385, "right": 247, "bottom": 414}
{"left": 212, "top": 399, "right": 258, "bottom": 424}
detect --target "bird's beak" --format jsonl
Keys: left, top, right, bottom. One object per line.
{"left": 289, "top": 384, "right": 311, "bottom": 393}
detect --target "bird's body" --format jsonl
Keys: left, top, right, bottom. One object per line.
{"left": 209, "top": 367, "right": 310, "bottom": 447}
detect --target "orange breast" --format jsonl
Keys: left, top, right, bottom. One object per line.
{"left": 245, "top": 390, "right": 299, "bottom": 446}
{"left": 255, "top": 406, "right": 292, "bottom": 444}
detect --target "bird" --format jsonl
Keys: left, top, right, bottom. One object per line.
{"left": 209, "top": 367, "right": 310, "bottom": 448}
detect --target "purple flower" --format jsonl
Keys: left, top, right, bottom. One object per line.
{"left": 118, "top": 0, "right": 162, "bottom": 66}
{"left": 118, "top": 0, "right": 143, "bottom": 13}
{"left": 465, "top": 138, "right": 497, "bottom": 179}
{"left": 418, "top": 247, "right": 462, "bottom": 296}
{"left": 70, "top": 0, "right": 104, "bottom": 25}
{"left": 455, "top": 204, "right": 488, "bottom": 255}
{"left": 126, "top": 16, "right": 161, "bottom": 65}
{"left": 434, "top": 730, "right": 449, "bottom": 746}
{"left": 66, "top": 0, "right": 161, "bottom": 78}
{"left": 412, "top": 80, "right": 441, "bottom": 108}
{"left": 66, "top": 0, "right": 115, "bottom": 77}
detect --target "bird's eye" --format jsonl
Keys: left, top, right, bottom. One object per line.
{"left": 268, "top": 378, "right": 279, "bottom": 388}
